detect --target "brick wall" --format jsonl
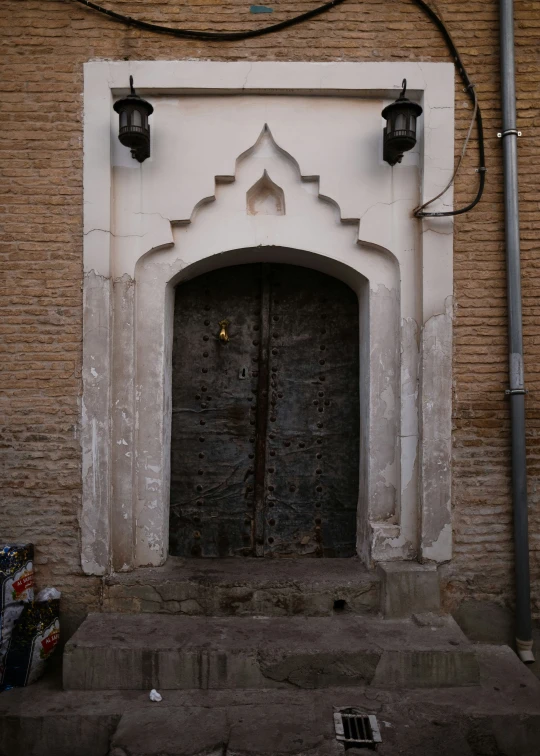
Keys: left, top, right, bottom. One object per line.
{"left": 1, "top": 0, "right": 539, "bottom": 633}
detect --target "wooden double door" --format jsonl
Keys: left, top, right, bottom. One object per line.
{"left": 169, "top": 263, "right": 359, "bottom": 558}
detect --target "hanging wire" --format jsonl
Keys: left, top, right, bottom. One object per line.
{"left": 413, "top": 83, "right": 478, "bottom": 216}
{"left": 71, "top": 0, "right": 486, "bottom": 218}
{"left": 70, "top": 0, "right": 348, "bottom": 41}
{"left": 409, "top": 0, "right": 486, "bottom": 217}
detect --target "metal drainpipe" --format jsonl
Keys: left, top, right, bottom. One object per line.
{"left": 499, "top": 0, "right": 534, "bottom": 663}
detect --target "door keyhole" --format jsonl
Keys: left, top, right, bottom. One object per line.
{"left": 239, "top": 366, "right": 248, "bottom": 380}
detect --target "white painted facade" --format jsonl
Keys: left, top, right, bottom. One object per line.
{"left": 82, "top": 61, "right": 454, "bottom": 574}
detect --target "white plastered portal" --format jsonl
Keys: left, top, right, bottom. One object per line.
{"left": 82, "top": 61, "right": 454, "bottom": 574}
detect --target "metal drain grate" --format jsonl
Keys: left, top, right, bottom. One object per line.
{"left": 334, "top": 708, "right": 382, "bottom": 748}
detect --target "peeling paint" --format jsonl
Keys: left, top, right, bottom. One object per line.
{"left": 422, "top": 522, "right": 452, "bottom": 562}
{"left": 380, "top": 385, "right": 395, "bottom": 421}
{"left": 380, "top": 459, "right": 397, "bottom": 488}
{"left": 420, "top": 297, "right": 452, "bottom": 563}
{"left": 81, "top": 270, "right": 111, "bottom": 576}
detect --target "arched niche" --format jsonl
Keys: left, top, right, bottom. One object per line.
{"left": 132, "top": 243, "right": 399, "bottom": 567}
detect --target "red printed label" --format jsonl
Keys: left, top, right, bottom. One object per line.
{"left": 12, "top": 573, "right": 34, "bottom": 597}
{"left": 41, "top": 628, "right": 60, "bottom": 655}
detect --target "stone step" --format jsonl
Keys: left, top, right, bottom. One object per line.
{"left": 3, "top": 646, "right": 540, "bottom": 756}
{"left": 63, "top": 612, "right": 479, "bottom": 691}
{"left": 103, "top": 557, "right": 381, "bottom": 617}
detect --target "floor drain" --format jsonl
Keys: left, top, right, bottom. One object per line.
{"left": 334, "top": 708, "right": 382, "bottom": 749}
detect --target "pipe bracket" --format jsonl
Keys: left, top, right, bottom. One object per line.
{"left": 497, "top": 129, "right": 522, "bottom": 138}
{"left": 505, "top": 388, "right": 528, "bottom": 396}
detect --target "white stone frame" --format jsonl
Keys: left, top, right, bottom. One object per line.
{"left": 82, "top": 61, "right": 454, "bottom": 575}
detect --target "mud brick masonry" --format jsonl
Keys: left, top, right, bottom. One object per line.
{"left": 1, "top": 0, "right": 540, "bottom": 638}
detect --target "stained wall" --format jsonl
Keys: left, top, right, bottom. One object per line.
{"left": 1, "top": 0, "right": 539, "bottom": 634}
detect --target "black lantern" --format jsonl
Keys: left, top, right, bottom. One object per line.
{"left": 113, "top": 76, "right": 154, "bottom": 163}
{"left": 381, "top": 80, "right": 423, "bottom": 166}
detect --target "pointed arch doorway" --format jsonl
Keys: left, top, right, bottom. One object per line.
{"left": 169, "top": 261, "right": 360, "bottom": 559}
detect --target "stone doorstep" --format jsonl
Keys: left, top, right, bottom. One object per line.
{"left": 2, "top": 647, "right": 540, "bottom": 756}
{"left": 102, "top": 558, "right": 382, "bottom": 617}
{"left": 63, "top": 613, "right": 479, "bottom": 691}
{"left": 378, "top": 562, "right": 441, "bottom": 618}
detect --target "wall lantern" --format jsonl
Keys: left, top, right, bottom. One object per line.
{"left": 381, "top": 80, "right": 423, "bottom": 166}
{"left": 113, "top": 76, "right": 154, "bottom": 163}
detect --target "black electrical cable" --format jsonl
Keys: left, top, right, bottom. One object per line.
{"left": 410, "top": 0, "right": 486, "bottom": 217}
{"left": 70, "top": 0, "right": 486, "bottom": 218}
{"left": 71, "top": 0, "right": 348, "bottom": 41}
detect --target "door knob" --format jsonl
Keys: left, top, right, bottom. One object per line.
{"left": 218, "top": 319, "right": 230, "bottom": 343}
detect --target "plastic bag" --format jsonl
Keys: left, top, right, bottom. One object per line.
{"left": 0, "top": 544, "right": 35, "bottom": 683}
{"left": 1, "top": 591, "right": 61, "bottom": 689}
{"left": 0, "top": 544, "right": 34, "bottom": 608}
{"left": 36, "top": 587, "right": 61, "bottom": 602}
{"left": 0, "top": 604, "right": 25, "bottom": 678}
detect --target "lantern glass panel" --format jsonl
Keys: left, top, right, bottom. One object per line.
{"left": 410, "top": 114, "right": 417, "bottom": 131}
{"left": 395, "top": 113, "right": 407, "bottom": 132}
{"left": 132, "top": 109, "right": 142, "bottom": 128}
{"left": 120, "top": 111, "right": 128, "bottom": 129}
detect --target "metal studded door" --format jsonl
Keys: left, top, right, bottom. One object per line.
{"left": 170, "top": 263, "right": 359, "bottom": 558}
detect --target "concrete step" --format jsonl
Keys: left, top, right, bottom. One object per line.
{"left": 3, "top": 646, "right": 540, "bottom": 756}
{"left": 63, "top": 613, "right": 479, "bottom": 691}
{"left": 102, "top": 557, "right": 381, "bottom": 617}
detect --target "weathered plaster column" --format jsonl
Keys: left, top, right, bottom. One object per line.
{"left": 110, "top": 275, "right": 136, "bottom": 571}
{"left": 81, "top": 272, "right": 112, "bottom": 575}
